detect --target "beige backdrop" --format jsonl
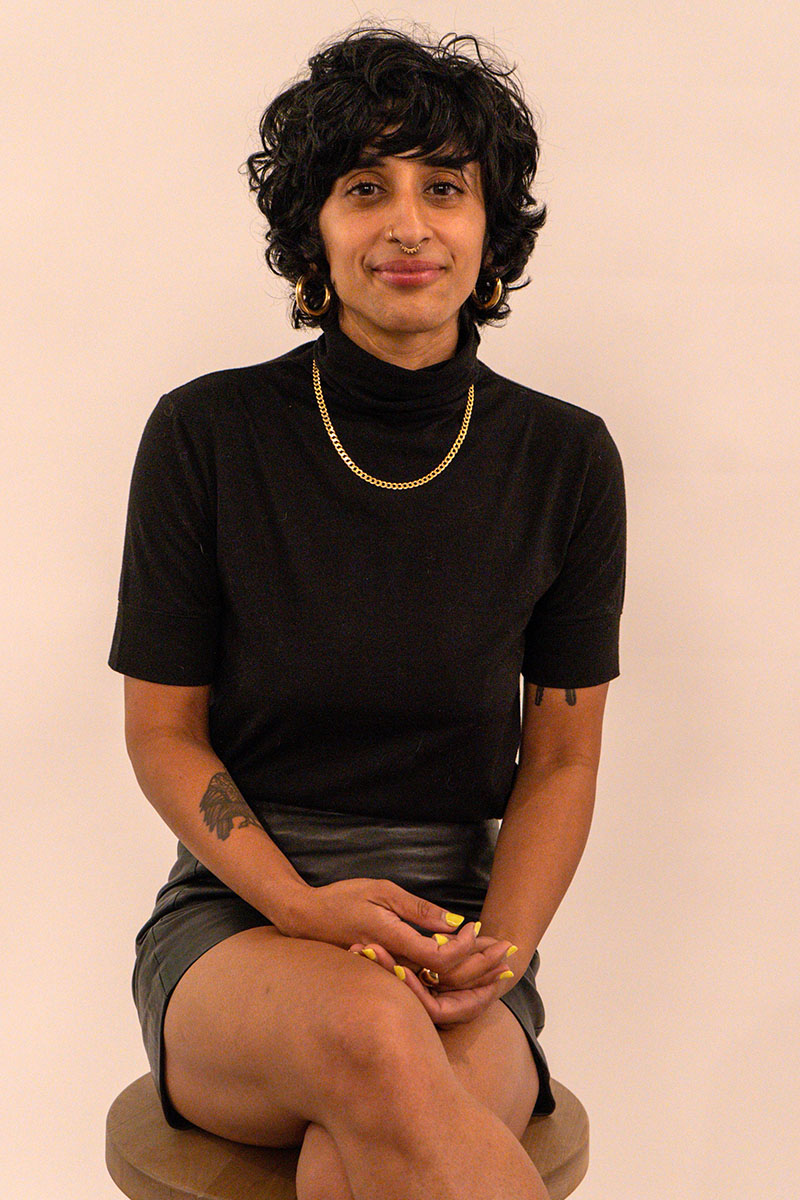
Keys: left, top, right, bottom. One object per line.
{"left": 4, "top": 3, "right": 798, "bottom": 1197}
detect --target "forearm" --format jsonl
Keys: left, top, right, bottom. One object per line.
{"left": 478, "top": 761, "right": 598, "bottom": 969}
{"left": 127, "top": 731, "right": 312, "bottom": 927}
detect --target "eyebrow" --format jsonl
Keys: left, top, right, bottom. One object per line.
{"left": 350, "top": 150, "right": 471, "bottom": 172}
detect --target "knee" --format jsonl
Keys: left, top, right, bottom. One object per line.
{"left": 321, "top": 966, "right": 445, "bottom": 1106}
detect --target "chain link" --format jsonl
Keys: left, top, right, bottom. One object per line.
{"left": 312, "top": 359, "right": 474, "bottom": 490}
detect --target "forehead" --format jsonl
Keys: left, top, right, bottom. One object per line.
{"left": 346, "top": 148, "right": 482, "bottom": 186}
{"left": 354, "top": 146, "right": 474, "bottom": 167}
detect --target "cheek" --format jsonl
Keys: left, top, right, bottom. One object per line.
{"left": 458, "top": 237, "right": 488, "bottom": 275}
{"left": 455, "top": 215, "right": 488, "bottom": 262}
{"left": 322, "top": 229, "right": 358, "bottom": 266}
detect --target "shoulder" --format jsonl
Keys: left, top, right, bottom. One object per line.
{"left": 155, "top": 339, "right": 315, "bottom": 428}
{"left": 475, "top": 359, "right": 619, "bottom": 461}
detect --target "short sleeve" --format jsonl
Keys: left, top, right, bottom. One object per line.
{"left": 108, "top": 393, "right": 221, "bottom": 684}
{"left": 522, "top": 418, "right": 626, "bottom": 688}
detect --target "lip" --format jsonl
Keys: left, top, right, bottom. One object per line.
{"left": 373, "top": 261, "right": 444, "bottom": 287}
{"left": 373, "top": 259, "right": 444, "bottom": 272}
{"left": 375, "top": 268, "right": 443, "bottom": 286}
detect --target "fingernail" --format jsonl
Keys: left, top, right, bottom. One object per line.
{"left": 473, "top": 921, "right": 482, "bottom": 937}
{"left": 499, "top": 970, "right": 514, "bottom": 980}
{"left": 359, "top": 948, "right": 377, "bottom": 960}
{"left": 394, "top": 965, "right": 406, "bottom": 981}
{"left": 433, "top": 934, "right": 450, "bottom": 945}
{"left": 445, "top": 912, "right": 465, "bottom": 927}
{"left": 505, "top": 944, "right": 518, "bottom": 957}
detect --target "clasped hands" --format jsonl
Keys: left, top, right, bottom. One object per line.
{"left": 348, "top": 917, "right": 519, "bottom": 1030}
{"left": 278, "top": 877, "right": 520, "bottom": 1031}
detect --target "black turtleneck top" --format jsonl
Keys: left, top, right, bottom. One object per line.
{"left": 109, "top": 306, "right": 625, "bottom": 822}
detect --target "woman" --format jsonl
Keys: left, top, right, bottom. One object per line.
{"left": 109, "top": 24, "right": 625, "bottom": 1200}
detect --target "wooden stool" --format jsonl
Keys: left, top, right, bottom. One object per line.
{"left": 106, "top": 1073, "right": 589, "bottom": 1200}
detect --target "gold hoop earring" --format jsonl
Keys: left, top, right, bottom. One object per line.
{"left": 471, "top": 276, "right": 503, "bottom": 310}
{"left": 295, "top": 273, "right": 331, "bottom": 317}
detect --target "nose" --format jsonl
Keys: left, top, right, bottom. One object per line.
{"left": 384, "top": 183, "right": 432, "bottom": 247}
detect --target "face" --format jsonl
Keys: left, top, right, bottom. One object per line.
{"left": 317, "top": 145, "right": 490, "bottom": 362}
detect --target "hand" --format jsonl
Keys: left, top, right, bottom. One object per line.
{"left": 275, "top": 877, "right": 493, "bottom": 978}
{"left": 348, "top": 921, "right": 519, "bottom": 1030}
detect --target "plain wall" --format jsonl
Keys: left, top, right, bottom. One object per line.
{"left": 3, "top": 3, "right": 798, "bottom": 1197}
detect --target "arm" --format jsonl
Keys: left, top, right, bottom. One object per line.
{"left": 124, "top": 676, "right": 312, "bottom": 929}
{"left": 478, "top": 680, "right": 611, "bottom": 970}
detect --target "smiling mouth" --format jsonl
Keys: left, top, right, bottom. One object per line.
{"left": 373, "top": 266, "right": 444, "bottom": 285}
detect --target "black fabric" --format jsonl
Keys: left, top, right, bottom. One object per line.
{"left": 109, "top": 304, "right": 626, "bottom": 823}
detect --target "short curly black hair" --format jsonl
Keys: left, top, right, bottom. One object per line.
{"left": 242, "top": 21, "right": 547, "bottom": 329}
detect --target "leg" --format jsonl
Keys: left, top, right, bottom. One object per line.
{"left": 163, "top": 925, "right": 333, "bottom": 1145}
{"left": 296, "top": 999, "right": 546, "bottom": 1200}
{"left": 163, "top": 926, "right": 548, "bottom": 1199}
{"left": 438, "top": 999, "right": 541, "bottom": 1139}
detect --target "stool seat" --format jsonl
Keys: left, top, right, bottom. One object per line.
{"left": 106, "top": 1073, "right": 589, "bottom": 1200}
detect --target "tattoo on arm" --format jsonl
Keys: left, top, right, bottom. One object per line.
{"left": 199, "top": 771, "right": 262, "bottom": 841}
{"left": 534, "top": 686, "right": 577, "bottom": 706}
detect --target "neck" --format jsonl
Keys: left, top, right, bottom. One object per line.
{"left": 337, "top": 306, "right": 460, "bottom": 370}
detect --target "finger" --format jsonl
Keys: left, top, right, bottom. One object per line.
{"left": 469, "top": 937, "right": 519, "bottom": 976}
{"left": 398, "top": 919, "right": 490, "bottom": 973}
{"left": 387, "top": 947, "right": 514, "bottom": 1017}
{"left": 357, "top": 942, "right": 435, "bottom": 983}
{"left": 357, "top": 942, "right": 395, "bottom": 972}
{"left": 381, "top": 943, "right": 505, "bottom": 992}
{"left": 427, "top": 925, "right": 507, "bottom": 953}
{"left": 430, "top": 934, "right": 518, "bottom": 990}
{"left": 426, "top": 977, "right": 503, "bottom": 1026}
{"left": 356, "top": 942, "right": 464, "bottom": 1014}
{"left": 389, "top": 959, "right": 445, "bottom": 1023}
{"left": 455, "top": 925, "right": 518, "bottom": 962}
{"left": 445, "top": 922, "right": 516, "bottom": 970}
{"left": 438, "top": 964, "right": 520, "bottom": 1012}
{"left": 379, "top": 883, "right": 470, "bottom": 939}
{"left": 379, "top": 908, "right": 497, "bottom": 970}
{"left": 357, "top": 943, "right": 448, "bottom": 1025}
{"left": 369, "top": 917, "right": 516, "bottom": 988}
{"left": 475, "top": 933, "right": 518, "bottom": 958}
{"left": 388, "top": 946, "right": 517, "bottom": 1027}
{"left": 436, "top": 960, "right": 515, "bottom": 993}
{"left": 356, "top": 943, "right": 445, "bottom": 994}
{"left": 380, "top": 913, "right": 471, "bottom": 971}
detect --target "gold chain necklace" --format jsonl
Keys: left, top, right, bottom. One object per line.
{"left": 311, "top": 358, "right": 474, "bottom": 490}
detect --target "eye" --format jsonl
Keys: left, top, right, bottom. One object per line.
{"left": 345, "top": 179, "right": 464, "bottom": 197}
{"left": 345, "top": 181, "right": 380, "bottom": 196}
{"left": 429, "top": 180, "right": 464, "bottom": 196}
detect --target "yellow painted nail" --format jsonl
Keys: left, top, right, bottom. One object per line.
{"left": 499, "top": 970, "right": 515, "bottom": 981}
{"left": 360, "top": 948, "right": 377, "bottom": 960}
{"left": 505, "top": 945, "right": 518, "bottom": 957}
{"left": 445, "top": 912, "right": 465, "bottom": 927}
{"left": 433, "top": 934, "right": 450, "bottom": 945}
{"left": 394, "top": 965, "right": 406, "bottom": 981}
{"left": 473, "top": 922, "right": 482, "bottom": 936}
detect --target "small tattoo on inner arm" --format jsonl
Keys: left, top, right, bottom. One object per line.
{"left": 534, "top": 686, "right": 577, "bottom": 706}
{"left": 199, "top": 771, "right": 262, "bottom": 841}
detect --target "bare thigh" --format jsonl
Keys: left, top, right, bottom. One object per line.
{"left": 438, "top": 1000, "right": 540, "bottom": 1139}
{"left": 162, "top": 925, "right": 436, "bottom": 1148}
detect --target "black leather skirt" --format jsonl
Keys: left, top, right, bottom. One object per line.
{"left": 132, "top": 801, "right": 557, "bottom": 1130}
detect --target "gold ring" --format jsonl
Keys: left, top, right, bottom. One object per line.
{"left": 418, "top": 967, "right": 440, "bottom": 987}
